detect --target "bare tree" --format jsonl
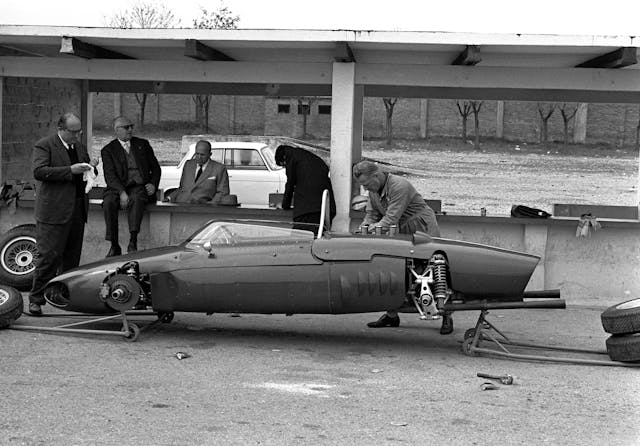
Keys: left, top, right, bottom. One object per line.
{"left": 559, "top": 103, "right": 578, "bottom": 145}
{"left": 192, "top": 5, "right": 240, "bottom": 131}
{"left": 636, "top": 104, "right": 640, "bottom": 152}
{"left": 537, "top": 102, "right": 556, "bottom": 143}
{"left": 456, "top": 101, "right": 472, "bottom": 140}
{"left": 470, "top": 101, "right": 483, "bottom": 150}
{"left": 383, "top": 98, "right": 398, "bottom": 144}
{"left": 297, "top": 97, "right": 317, "bottom": 138}
{"left": 104, "top": 2, "right": 180, "bottom": 129}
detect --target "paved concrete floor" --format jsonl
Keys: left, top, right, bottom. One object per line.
{"left": 1, "top": 304, "right": 639, "bottom": 445}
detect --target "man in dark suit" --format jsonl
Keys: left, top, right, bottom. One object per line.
{"left": 275, "top": 145, "right": 336, "bottom": 233}
{"left": 101, "top": 116, "right": 161, "bottom": 256}
{"left": 168, "top": 140, "right": 230, "bottom": 204}
{"left": 28, "top": 112, "right": 98, "bottom": 315}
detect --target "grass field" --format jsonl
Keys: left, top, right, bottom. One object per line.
{"left": 92, "top": 130, "right": 638, "bottom": 216}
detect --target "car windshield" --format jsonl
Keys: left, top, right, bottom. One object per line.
{"left": 261, "top": 147, "right": 282, "bottom": 170}
{"left": 184, "top": 221, "right": 314, "bottom": 249}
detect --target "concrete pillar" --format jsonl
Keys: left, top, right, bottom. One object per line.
{"left": 80, "top": 80, "right": 93, "bottom": 155}
{"left": 330, "top": 62, "right": 362, "bottom": 233}
{"left": 496, "top": 101, "right": 504, "bottom": 139}
{"left": 523, "top": 225, "right": 548, "bottom": 291}
{"left": 573, "top": 103, "right": 588, "bottom": 143}
{"left": 419, "top": 99, "right": 429, "bottom": 139}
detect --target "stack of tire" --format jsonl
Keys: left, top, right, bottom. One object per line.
{"left": 0, "top": 224, "right": 35, "bottom": 329}
{"left": 601, "top": 298, "right": 640, "bottom": 362}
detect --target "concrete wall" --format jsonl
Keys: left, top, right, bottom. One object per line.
{"left": 94, "top": 93, "right": 639, "bottom": 147}
{"left": 2, "top": 202, "right": 637, "bottom": 308}
{"left": 1, "top": 77, "right": 82, "bottom": 183}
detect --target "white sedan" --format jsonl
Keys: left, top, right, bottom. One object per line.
{"left": 160, "top": 142, "right": 287, "bottom": 208}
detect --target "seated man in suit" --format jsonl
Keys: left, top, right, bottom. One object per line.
{"left": 101, "top": 116, "right": 161, "bottom": 256}
{"left": 168, "top": 140, "right": 230, "bottom": 204}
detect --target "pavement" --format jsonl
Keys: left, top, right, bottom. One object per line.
{"left": 1, "top": 301, "right": 639, "bottom": 446}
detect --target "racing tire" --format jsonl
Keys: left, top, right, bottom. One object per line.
{"left": 0, "top": 224, "right": 38, "bottom": 291}
{"left": 0, "top": 285, "right": 23, "bottom": 329}
{"left": 601, "top": 298, "right": 640, "bottom": 335}
{"left": 605, "top": 334, "right": 640, "bottom": 362}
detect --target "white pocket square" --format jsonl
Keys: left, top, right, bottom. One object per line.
{"left": 206, "top": 176, "right": 216, "bottom": 180}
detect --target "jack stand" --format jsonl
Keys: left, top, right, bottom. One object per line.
{"left": 9, "top": 310, "right": 166, "bottom": 342}
{"left": 461, "top": 309, "right": 640, "bottom": 368}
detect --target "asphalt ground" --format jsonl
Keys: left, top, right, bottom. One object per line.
{"left": 1, "top": 301, "right": 639, "bottom": 446}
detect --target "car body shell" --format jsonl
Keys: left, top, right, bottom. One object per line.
{"left": 44, "top": 221, "right": 540, "bottom": 316}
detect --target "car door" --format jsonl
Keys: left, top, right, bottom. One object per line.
{"left": 226, "top": 148, "right": 281, "bottom": 207}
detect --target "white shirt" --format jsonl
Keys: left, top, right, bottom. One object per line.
{"left": 195, "top": 160, "right": 209, "bottom": 181}
{"left": 58, "top": 134, "right": 72, "bottom": 150}
{"left": 118, "top": 139, "right": 130, "bottom": 153}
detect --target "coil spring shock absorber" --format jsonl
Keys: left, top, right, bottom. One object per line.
{"left": 431, "top": 254, "right": 448, "bottom": 306}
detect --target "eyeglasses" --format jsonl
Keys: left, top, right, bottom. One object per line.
{"left": 117, "top": 124, "right": 135, "bottom": 130}
{"left": 64, "top": 128, "right": 83, "bottom": 135}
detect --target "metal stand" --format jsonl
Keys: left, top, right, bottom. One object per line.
{"left": 9, "top": 310, "right": 170, "bottom": 342}
{"left": 461, "top": 309, "right": 640, "bottom": 367}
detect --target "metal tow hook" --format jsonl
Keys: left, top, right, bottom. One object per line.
{"left": 477, "top": 373, "right": 514, "bottom": 385}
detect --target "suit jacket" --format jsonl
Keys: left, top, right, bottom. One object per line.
{"left": 171, "top": 159, "right": 230, "bottom": 204}
{"left": 281, "top": 147, "right": 336, "bottom": 218}
{"left": 32, "top": 133, "right": 91, "bottom": 224}
{"left": 101, "top": 136, "right": 161, "bottom": 202}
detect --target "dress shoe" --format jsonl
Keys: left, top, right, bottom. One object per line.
{"left": 440, "top": 313, "right": 454, "bottom": 335}
{"left": 127, "top": 241, "right": 138, "bottom": 253}
{"left": 28, "top": 302, "right": 43, "bottom": 316}
{"left": 106, "top": 245, "right": 122, "bottom": 258}
{"left": 367, "top": 313, "right": 400, "bottom": 328}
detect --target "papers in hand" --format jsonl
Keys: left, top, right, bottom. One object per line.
{"left": 83, "top": 167, "right": 97, "bottom": 193}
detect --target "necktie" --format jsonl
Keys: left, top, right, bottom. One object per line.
{"left": 195, "top": 165, "right": 203, "bottom": 182}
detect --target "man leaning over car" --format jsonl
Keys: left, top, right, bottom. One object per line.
{"left": 167, "top": 140, "right": 230, "bottom": 204}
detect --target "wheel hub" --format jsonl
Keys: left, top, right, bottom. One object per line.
{"left": 1, "top": 237, "right": 37, "bottom": 274}
{"left": 0, "top": 288, "right": 8, "bottom": 306}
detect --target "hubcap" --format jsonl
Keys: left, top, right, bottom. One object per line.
{"left": 616, "top": 299, "right": 640, "bottom": 310}
{"left": 0, "top": 288, "right": 8, "bottom": 306}
{"left": 1, "top": 236, "right": 37, "bottom": 275}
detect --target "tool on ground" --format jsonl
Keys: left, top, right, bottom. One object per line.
{"left": 477, "top": 372, "right": 514, "bottom": 385}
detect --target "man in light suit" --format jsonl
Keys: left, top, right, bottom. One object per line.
{"left": 101, "top": 116, "right": 161, "bottom": 256}
{"left": 29, "top": 112, "right": 98, "bottom": 316}
{"left": 168, "top": 140, "right": 230, "bottom": 204}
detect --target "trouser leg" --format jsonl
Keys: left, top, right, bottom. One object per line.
{"left": 29, "top": 221, "right": 70, "bottom": 305}
{"left": 127, "top": 185, "right": 147, "bottom": 234}
{"left": 103, "top": 192, "right": 120, "bottom": 242}
{"left": 61, "top": 198, "right": 86, "bottom": 272}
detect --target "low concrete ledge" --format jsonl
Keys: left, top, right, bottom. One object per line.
{"left": 2, "top": 202, "right": 638, "bottom": 306}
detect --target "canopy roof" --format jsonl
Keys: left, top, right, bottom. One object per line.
{"left": 1, "top": 25, "right": 639, "bottom": 101}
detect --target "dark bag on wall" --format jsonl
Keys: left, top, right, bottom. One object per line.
{"left": 510, "top": 205, "right": 551, "bottom": 218}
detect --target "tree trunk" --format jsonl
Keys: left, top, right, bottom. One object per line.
{"left": 385, "top": 112, "right": 393, "bottom": 144}
{"left": 135, "top": 93, "right": 148, "bottom": 129}
{"left": 382, "top": 98, "right": 397, "bottom": 145}
{"left": 541, "top": 120, "right": 548, "bottom": 143}
{"left": 471, "top": 101, "right": 483, "bottom": 151}
{"left": 474, "top": 112, "right": 480, "bottom": 150}
{"left": 461, "top": 117, "right": 467, "bottom": 140}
